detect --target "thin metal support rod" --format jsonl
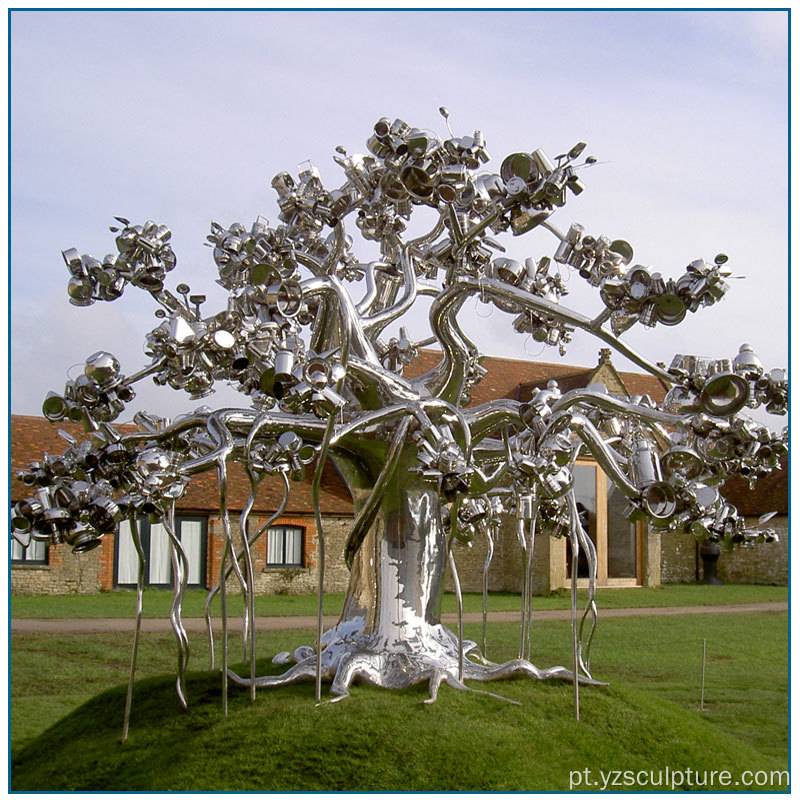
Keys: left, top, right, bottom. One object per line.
{"left": 700, "top": 638, "right": 707, "bottom": 711}
{"left": 122, "top": 515, "right": 145, "bottom": 743}
{"left": 522, "top": 487, "right": 540, "bottom": 662}
{"left": 524, "top": 514, "right": 537, "bottom": 662}
{"left": 217, "top": 459, "right": 236, "bottom": 718}
{"left": 481, "top": 526, "right": 494, "bottom": 659}
{"left": 220, "top": 537, "right": 230, "bottom": 717}
{"left": 238, "top": 490, "right": 257, "bottom": 702}
{"left": 313, "top": 412, "right": 338, "bottom": 704}
{"left": 448, "top": 534, "right": 464, "bottom": 684}
{"left": 517, "top": 516, "right": 528, "bottom": 660}
{"left": 567, "top": 488, "right": 597, "bottom": 679}
{"left": 163, "top": 502, "right": 190, "bottom": 709}
{"left": 570, "top": 528, "right": 580, "bottom": 722}
{"left": 205, "top": 472, "right": 291, "bottom": 670}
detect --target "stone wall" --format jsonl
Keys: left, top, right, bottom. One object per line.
{"left": 659, "top": 531, "right": 699, "bottom": 584}
{"left": 717, "top": 516, "right": 788, "bottom": 585}
{"left": 12, "top": 511, "right": 788, "bottom": 596}
{"left": 11, "top": 539, "right": 105, "bottom": 595}
{"left": 659, "top": 515, "right": 788, "bottom": 585}
{"left": 445, "top": 517, "right": 551, "bottom": 595}
{"left": 207, "top": 513, "right": 353, "bottom": 595}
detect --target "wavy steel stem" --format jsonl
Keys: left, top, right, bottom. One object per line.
{"left": 121, "top": 513, "right": 145, "bottom": 743}
{"left": 163, "top": 501, "right": 190, "bottom": 709}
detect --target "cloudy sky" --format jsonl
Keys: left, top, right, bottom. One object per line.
{"left": 9, "top": 10, "right": 788, "bottom": 428}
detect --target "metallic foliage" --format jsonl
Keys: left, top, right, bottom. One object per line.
{"left": 12, "top": 111, "right": 786, "bottom": 734}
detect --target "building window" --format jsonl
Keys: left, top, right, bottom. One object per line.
{"left": 10, "top": 538, "right": 48, "bottom": 565}
{"left": 266, "top": 525, "right": 304, "bottom": 567}
{"left": 563, "top": 461, "right": 643, "bottom": 587}
{"left": 115, "top": 516, "right": 207, "bottom": 589}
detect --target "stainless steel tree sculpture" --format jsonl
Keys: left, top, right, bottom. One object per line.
{"left": 12, "top": 111, "right": 787, "bottom": 735}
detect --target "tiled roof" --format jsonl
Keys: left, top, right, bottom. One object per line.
{"left": 405, "top": 349, "right": 667, "bottom": 404}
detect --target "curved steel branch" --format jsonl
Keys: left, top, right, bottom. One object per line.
{"left": 547, "top": 411, "right": 639, "bottom": 499}
{"left": 362, "top": 247, "right": 417, "bottom": 338}
{"left": 432, "top": 277, "right": 677, "bottom": 385}
{"left": 179, "top": 410, "right": 239, "bottom": 474}
{"left": 552, "top": 389, "right": 689, "bottom": 430}
{"left": 293, "top": 248, "right": 327, "bottom": 278}
{"left": 355, "top": 261, "right": 379, "bottom": 315}
{"left": 419, "top": 290, "right": 473, "bottom": 404}
{"left": 175, "top": 409, "right": 327, "bottom": 475}
{"left": 464, "top": 400, "right": 523, "bottom": 444}
{"left": 414, "top": 302, "right": 482, "bottom": 405}
{"left": 345, "top": 356, "right": 426, "bottom": 404}
{"left": 344, "top": 416, "right": 411, "bottom": 568}
{"left": 299, "top": 270, "right": 379, "bottom": 364}
{"left": 323, "top": 220, "right": 347, "bottom": 273}
{"left": 331, "top": 403, "right": 433, "bottom": 446}
{"left": 407, "top": 216, "right": 445, "bottom": 254}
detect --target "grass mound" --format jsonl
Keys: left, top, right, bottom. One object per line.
{"left": 10, "top": 663, "right": 787, "bottom": 791}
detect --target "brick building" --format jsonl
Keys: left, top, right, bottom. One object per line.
{"left": 10, "top": 351, "right": 787, "bottom": 595}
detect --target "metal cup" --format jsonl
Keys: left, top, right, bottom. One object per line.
{"left": 699, "top": 372, "right": 750, "bottom": 417}
{"left": 42, "top": 392, "right": 68, "bottom": 421}
{"left": 274, "top": 350, "right": 295, "bottom": 383}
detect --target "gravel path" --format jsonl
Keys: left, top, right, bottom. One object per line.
{"left": 10, "top": 601, "right": 787, "bottom": 634}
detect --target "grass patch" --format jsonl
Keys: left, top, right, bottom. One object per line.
{"left": 9, "top": 583, "right": 787, "bottom": 619}
{"left": 10, "top": 611, "right": 788, "bottom": 790}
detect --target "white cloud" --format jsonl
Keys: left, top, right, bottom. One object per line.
{"left": 9, "top": 9, "right": 788, "bottom": 433}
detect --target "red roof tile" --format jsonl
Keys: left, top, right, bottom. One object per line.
{"left": 405, "top": 349, "right": 667, "bottom": 404}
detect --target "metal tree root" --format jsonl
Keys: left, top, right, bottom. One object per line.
{"left": 226, "top": 623, "right": 605, "bottom": 706}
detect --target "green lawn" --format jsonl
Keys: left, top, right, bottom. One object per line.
{"left": 9, "top": 583, "right": 788, "bottom": 619}
{"left": 10, "top": 610, "right": 789, "bottom": 790}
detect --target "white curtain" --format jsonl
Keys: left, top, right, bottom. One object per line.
{"left": 11, "top": 538, "right": 46, "bottom": 562}
{"left": 116, "top": 519, "right": 141, "bottom": 584}
{"left": 267, "top": 528, "right": 283, "bottom": 564}
{"left": 266, "top": 526, "right": 302, "bottom": 565}
{"left": 285, "top": 528, "right": 302, "bottom": 565}
{"left": 115, "top": 517, "right": 206, "bottom": 587}
{"left": 180, "top": 520, "right": 203, "bottom": 585}
{"left": 148, "top": 522, "right": 172, "bottom": 584}
{"left": 10, "top": 539, "right": 23, "bottom": 561}
{"left": 30, "top": 539, "right": 46, "bottom": 561}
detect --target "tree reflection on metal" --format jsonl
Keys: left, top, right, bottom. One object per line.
{"left": 12, "top": 111, "right": 786, "bottom": 735}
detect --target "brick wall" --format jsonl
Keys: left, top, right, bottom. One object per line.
{"left": 717, "top": 516, "right": 788, "bottom": 585}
